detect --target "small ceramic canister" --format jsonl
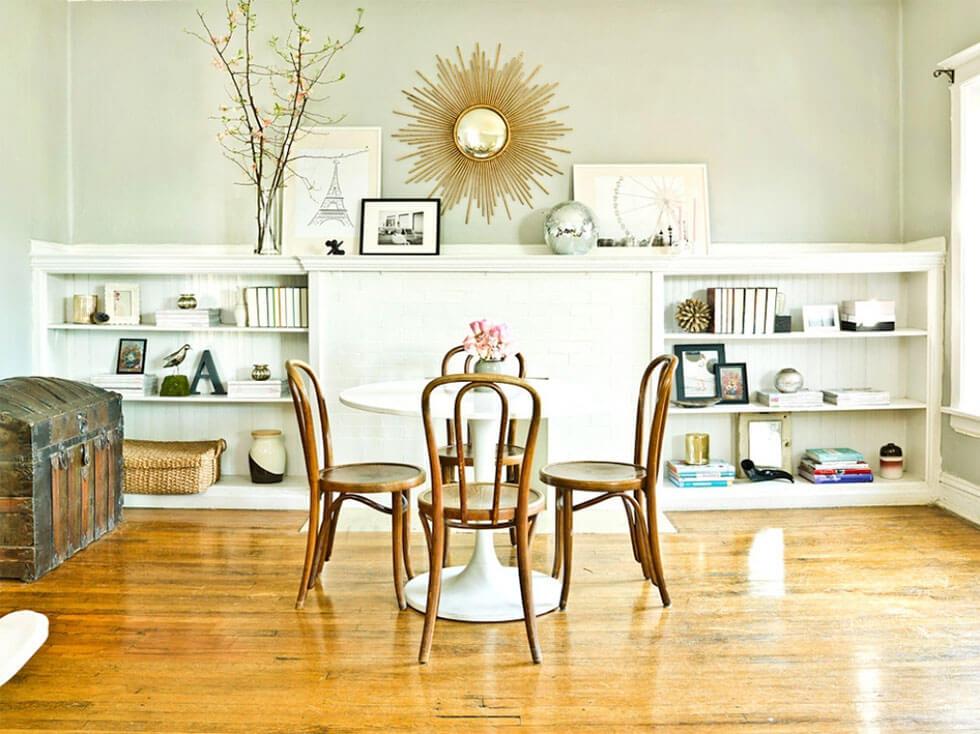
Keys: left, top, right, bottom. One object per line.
{"left": 249, "top": 429, "right": 286, "bottom": 484}
{"left": 879, "top": 443, "right": 904, "bottom": 479}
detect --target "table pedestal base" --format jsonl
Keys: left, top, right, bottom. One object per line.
{"left": 405, "top": 528, "right": 560, "bottom": 622}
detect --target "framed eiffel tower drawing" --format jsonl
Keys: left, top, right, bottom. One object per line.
{"left": 283, "top": 127, "right": 382, "bottom": 255}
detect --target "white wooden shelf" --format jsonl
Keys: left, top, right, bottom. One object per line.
{"left": 670, "top": 397, "right": 926, "bottom": 415}
{"left": 124, "top": 474, "right": 308, "bottom": 510}
{"left": 663, "top": 328, "right": 927, "bottom": 341}
{"left": 121, "top": 395, "right": 290, "bottom": 404}
{"left": 661, "top": 475, "right": 933, "bottom": 511}
{"left": 48, "top": 324, "right": 307, "bottom": 334}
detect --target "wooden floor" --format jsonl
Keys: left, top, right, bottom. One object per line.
{"left": 1, "top": 507, "right": 979, "bottom": 732}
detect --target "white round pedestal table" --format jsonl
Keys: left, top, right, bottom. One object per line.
{"left": 340, "top": 378, "right": 582, "bottom": 622}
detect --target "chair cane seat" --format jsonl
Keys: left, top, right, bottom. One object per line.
{"left": 320, "top": 462, "right": 426, "bottom": 493}
{"left": 540, "top": 461, "right": 646, "bottom": 492}
{"left": 418, "top": 482, "right": 546, "bottom": 522}
{"left": 437, "top": 442, "right": 525, "bottom": 466}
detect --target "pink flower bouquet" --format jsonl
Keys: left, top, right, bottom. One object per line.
{"left": 462, "top": 319, "right": 515, "bottom": 361}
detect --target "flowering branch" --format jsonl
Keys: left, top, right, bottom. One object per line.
{"left": 189, "top": 0, "right": 364, "bottom": 252}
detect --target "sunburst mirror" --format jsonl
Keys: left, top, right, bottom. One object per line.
{"left": 393, "top": 44, "right": 571, "bottom": 223}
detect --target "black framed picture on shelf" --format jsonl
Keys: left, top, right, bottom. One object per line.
{"left": 359, "top": 198, "right": 441, "bottom": 256}
{"left": 115, "top": 338, "right": 147, "bottom": 375}
{"left": 673, "top": 344, "right": 726, "bottom": 401}
{"left": 716, "top": 362, "right": 749, "bottom": 404}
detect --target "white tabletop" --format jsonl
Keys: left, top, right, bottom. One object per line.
{"left": 339, "top": 378, "right": 587, "bottom": 420}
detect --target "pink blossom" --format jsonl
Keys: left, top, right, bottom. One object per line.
{"left": 461, "top": 319, "right": 514, "bottom": 361}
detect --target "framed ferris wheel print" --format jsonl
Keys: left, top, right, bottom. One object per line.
{"left": 282, "top": 127, "right": 382, "bottom": 255}
{"left": 572, "top": 164, "right": 710, "bottom": 254}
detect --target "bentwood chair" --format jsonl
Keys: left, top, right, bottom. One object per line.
{"left": 540, "top": 354, "right": 677, "bottom": 610}
{"left": 437, "top": 347, "right": 528, "bottom": 554}
{"left": 417, "top": 373, "right": 545, "bottom": 664}
{"left": 286, "top": 360, "right": 426, "bottom": 610}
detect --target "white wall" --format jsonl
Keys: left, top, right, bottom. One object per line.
{"left": 0, "top": 0, "right": 69, "bottom": 378}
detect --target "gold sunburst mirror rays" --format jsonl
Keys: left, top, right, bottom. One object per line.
{"left": 393, "top": 44, "right": 571, "bottom": 223}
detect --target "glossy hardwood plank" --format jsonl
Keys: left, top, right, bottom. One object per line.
{"left": 0, "top": 507, "right": 978, "bottom": 732}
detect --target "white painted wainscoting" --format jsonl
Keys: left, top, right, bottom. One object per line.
{"left": 30, "top": 240, "right": 945, "bottom": 532}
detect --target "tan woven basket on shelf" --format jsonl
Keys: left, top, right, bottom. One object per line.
{"left": 123, "top": 439, "right": 227, "bottom": 495}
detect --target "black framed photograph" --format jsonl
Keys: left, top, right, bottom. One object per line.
{"left": 359, "top": 198, "right": 440, "bottom": 256}
{"left": 116, "top": 338, "right": 147, "bottom": 374}
{"left": 673, "top": 344, "right": 726, "bottom": 401}
{"left": 716, "top": 362, "right": 749, "bottom": 404}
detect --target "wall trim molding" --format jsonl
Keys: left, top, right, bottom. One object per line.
{"left": 938, "top": 471, "right": 980, "bottom": 526}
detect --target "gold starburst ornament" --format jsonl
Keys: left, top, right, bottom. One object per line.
{"left": 676, "top": 298, "right": 712, "bottom": 333}
{"left": 393, "top": 44, "right": 571, "bottom": 223}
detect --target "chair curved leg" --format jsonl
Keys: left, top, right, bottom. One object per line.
{"left": 308, "top": 491, "right": 333, "bottom": 588}
{"left": 515, "top": 515, "right": 542, "bottom": 663}
{"left": 621, "top": 495, "right": 650, "bottom": 579}
{"left": 551, "top": 489, "right": 563, "bottom": 579}
{"left": 401, "top": 491, "right": 415, "bottom": 579}
{"left": 391, "top": 491, "right": 407, "bottom": 611}
{"left": 419, "top": 516, "right": 446, "bottom": 664}
{"left": 644, "top": 490, "right": 670, "bottom": 607}
{"left": 324, "top": 496, "right": 343, "bottom": 562}
{"left": 296, "top": 487, "right": 321, "bottom": 609}
{"left": 441, "top": 525, "right": 450, "bottom": 568}
{"left": 509, "top": 527, "right": 518, "bottom": 546}
{"left": 560, "top": 488, "right": 573, "bottom": 611}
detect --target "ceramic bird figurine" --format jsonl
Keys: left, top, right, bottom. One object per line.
{"left": 162, "top": 344, "right": 192, "bottom": 373}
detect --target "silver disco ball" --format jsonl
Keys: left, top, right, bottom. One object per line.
{"left": 544, "top": 201, "right": 598, "bottom": 255}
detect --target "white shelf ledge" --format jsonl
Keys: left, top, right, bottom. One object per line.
{"left": 121, "top": 395, "right": 291, "bottom": 404}
{"left": 124, "top": 474, "right": 308, "bottom": 510}
{"left": 48, "top": 324, "right": 307, "bottom": 334}
{"left": 662, "top": 476, "right": 933, "bottom": 511}
{"left": 670, "top": 398, "right": 925, "bottom": 415}
{"left": 664, "top": 328, "right": 928, "bottom": 341}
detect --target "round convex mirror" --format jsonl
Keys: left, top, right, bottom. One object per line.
{"left": 454, "top": 106, "right": 509, "bottom": 160}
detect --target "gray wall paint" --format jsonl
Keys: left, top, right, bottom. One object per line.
{"left": 0, "top": 0, "right": 69, "bottom": 378}
{"left": 68, "top": 0, "right": 902, "bottom": 246}
{"left": 902, "top": 0, "right": 980, "bottom": 483}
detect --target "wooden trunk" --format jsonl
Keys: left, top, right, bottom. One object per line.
{"left": 0, "top": 376, "right": 124, "bottom": 581}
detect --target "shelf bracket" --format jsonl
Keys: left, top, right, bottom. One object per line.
{"left": 934, "top": 68, "right": 955, "bottom": 84}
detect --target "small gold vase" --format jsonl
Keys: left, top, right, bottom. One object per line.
{"left": 684, "top": 433, "right": 710, "bottom": 465}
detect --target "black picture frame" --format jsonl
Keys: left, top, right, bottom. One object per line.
{"left": 359, "top": 198, "right": 441, "bottom": 256}
{"left": 673, "top": 344, "right": 726, "bottom": 401}
{"left": 116, "top": 338, "right": 147, "bottom": 375}
{"left": 715, "top": 362, "right": 749, "bottom": 404}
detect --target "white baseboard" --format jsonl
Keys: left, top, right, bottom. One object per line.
{"left": 938, "top": 472, "right": 980, "bottom": 526}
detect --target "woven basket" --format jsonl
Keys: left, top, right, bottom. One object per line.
{"left": 123, "top": 439, "right": 227, "bottom": 495}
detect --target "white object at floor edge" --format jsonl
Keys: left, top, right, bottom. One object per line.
{"left": 0, "top": 610, "right": 48, "bottom": 687}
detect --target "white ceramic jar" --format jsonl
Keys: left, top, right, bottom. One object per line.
{"left": 249, "top": 429, "right": 286, "bottom": 484}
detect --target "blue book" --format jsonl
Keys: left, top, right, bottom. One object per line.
{"left": 799, "top": 470, "right": 874, "bottom": 484}
{"left": 803, "top": 448, "right": 865, "bottom": 463}
{"left": 669, "top": 476, "right": 733, "bottom": 488}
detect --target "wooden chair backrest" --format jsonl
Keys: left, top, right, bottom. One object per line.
{"left": 285, "top": 360, "right": 334, "bottom": 492}
{"left": 632, "top": 355, "right": 678, "bottom": 490}
{"left": 439, "top": 347, "right": 528, "bottom": 445}
{"left": 422, "top": 373, "right": 541, "bottom": 526}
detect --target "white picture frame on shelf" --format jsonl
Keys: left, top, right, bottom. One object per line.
{"left": 737, "top": 412, "right": 792, "bottom": 477}
{"left": 282, "top": 126, "right": 382, "bottom": 257}
{"left": 802, "top": 304, "right": 841, "bottom": 334}
{"left": 101, "top": 283, "right": 141, "bottom": 325}
{"left": 573, "top": 163, "right": 710, "bottom": 254}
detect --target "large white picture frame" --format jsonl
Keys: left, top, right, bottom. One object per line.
{"left": 573, "top": 163, "right": 710, "bottom": 254}
{"left": 282, "top": 126, "right": 382, "bottom": 256}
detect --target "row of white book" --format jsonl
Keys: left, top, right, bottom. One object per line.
{"left": 91, "top": 373, "right": 158, "bottom": 398}
{"left": 244, "top": 287, "right": 309, "bottom": 328}
{"left": 757, "top": 388, "right": 890, "bottom": 408}
{"left": 707, "top": 287, "right": 779, "bottom": 334}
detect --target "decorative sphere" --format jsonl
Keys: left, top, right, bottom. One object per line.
{"left": 775, "top": 368, "right": 804, "bottom": 393}
{"left": 544, "top": 201, "right": 598, "bottom": 255}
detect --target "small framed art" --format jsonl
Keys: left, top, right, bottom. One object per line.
{"left": 802, "top": 304, "right": 840, "bottom": 334}
{"left": 116, "top": 338, "right": 147, "bottom": 374}
{"left": 102, "top": 284, "right": 141, "bottom": 325}
{"left": 716, "top": 362, "right": 749, "bottom": 404}
{"left": 737, "top": 412, "right": 792, "bottom": 477}
{"left": 359, "top": 199, "right": 441, "bottom": 256}
{"left": 673, "top": 344, "right": 726, "bottom": 401}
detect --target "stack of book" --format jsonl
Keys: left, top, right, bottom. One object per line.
{"left": 227, "top": 380, "right": 285, "bottom": 400}
{"left": 666, "top": 460, "right": 736, "bottom": 488}
{"left": 798, "top": 448, "right": 874, "bottom": 484}
{"left": 755, "top": 389, "right": 824, "bottom": 408}
{"left": 821, "top": 388, "right": 890, "bottom": 407}
{"left": 154, "top": 308, "right": 221, "bottom": 329}
{"left": 841, "top": 300, "right": 896, "bottom": 331}
{"left": 707, "top": 286, "right": 778, "bottom": 335}
{"left": 91, "top": 373, "right": 158, "bottom": 398}
{"left": 244, "top": 287, "right": 308, "bottom": 328}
